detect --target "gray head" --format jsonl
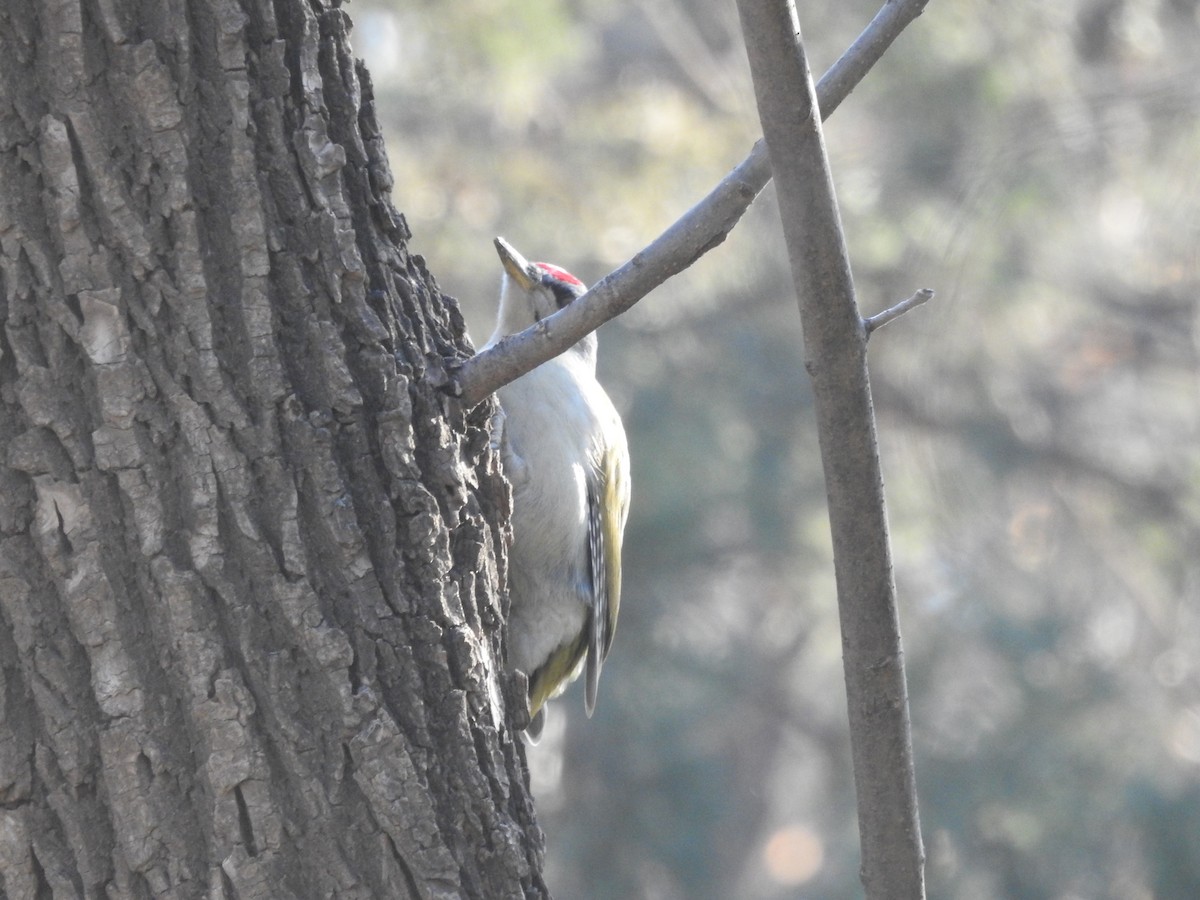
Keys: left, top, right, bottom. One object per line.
{"left": 490, "top": 237, "right": 594, "bottom": 364}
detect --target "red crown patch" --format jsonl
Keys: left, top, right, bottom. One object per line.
{"left": 535, "top": 262, "right": 584, "bottom": 287}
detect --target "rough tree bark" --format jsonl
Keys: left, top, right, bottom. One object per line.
{"left": 0, "top": 0, "right": 544, "bottom": 896}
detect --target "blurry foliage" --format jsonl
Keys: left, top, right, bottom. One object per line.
{"left": 354, "top": 0, "right": 1200, "bottom": 896}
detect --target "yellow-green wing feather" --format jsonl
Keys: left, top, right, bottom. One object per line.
{"left": 584, "top": 443, "right": 630, "bottom": 716}
{"left": 602, "top": 444, "right": 629, "bottom": 654}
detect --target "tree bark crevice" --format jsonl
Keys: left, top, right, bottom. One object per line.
{"left": 1, "top": 0, "right": 544, "bottom": 895}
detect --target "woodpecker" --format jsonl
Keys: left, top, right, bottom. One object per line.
{"left": 485, "top": 237, "right": 631, "bottom": 740}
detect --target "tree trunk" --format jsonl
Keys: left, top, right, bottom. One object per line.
{"left": 0, "top": 1, "right": 545, "bottom": 896}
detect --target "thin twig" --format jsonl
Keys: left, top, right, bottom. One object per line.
{"left": 455, "top": 0, "right": 931, "bottom": 408}
{"left": 864, "top": 288, "right": 934, "bottom": 336}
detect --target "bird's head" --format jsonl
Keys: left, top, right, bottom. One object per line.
{"left": 491, "top": 237, "right": 590, "bottom": 356}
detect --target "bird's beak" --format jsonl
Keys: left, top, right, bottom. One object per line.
{"left": 494, "top": 237, "right": 540, "bottom": 292}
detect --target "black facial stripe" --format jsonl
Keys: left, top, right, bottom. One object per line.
{"left": 547, "top": 280, "right": 581, "bottom": 310}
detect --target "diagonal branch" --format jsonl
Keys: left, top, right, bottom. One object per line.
{"left": 455, "top": 0, "right": 931, "bottom": 408}
{"left": 735, "top": 0, "right": 926, "bottom": 896}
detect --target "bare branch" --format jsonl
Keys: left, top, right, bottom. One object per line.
{"left": 864, "top": 288, "right": 934, "bottom": 336}
{"left": 455, "top": 0, "right": 932, "bottom": 408}
{"left": 736, "top": 0, "right": 926, "bottom": 896}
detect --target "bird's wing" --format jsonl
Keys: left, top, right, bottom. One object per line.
{"left": 584, "top": 441, "right": 630, "bottom": 717}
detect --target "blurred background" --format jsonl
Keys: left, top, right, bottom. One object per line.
{"left": 352, "top": 0, "right": 1200, "bottom": 896}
